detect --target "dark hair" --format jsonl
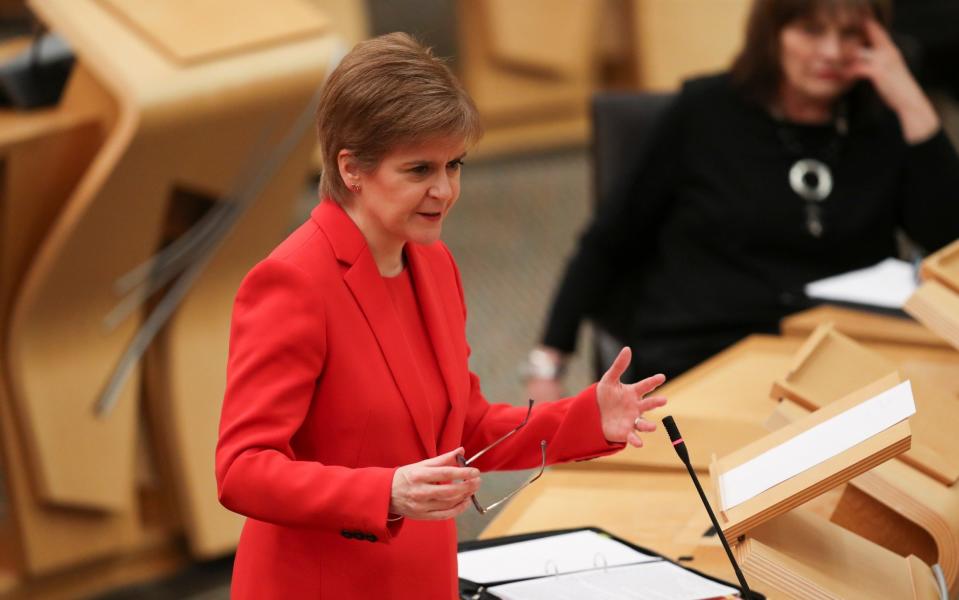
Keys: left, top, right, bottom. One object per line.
{"left": 315, "top": 32, "right": 483, "bottom": 203}
{"left": 731, "top": 0, "right": 892, "bottom": 104}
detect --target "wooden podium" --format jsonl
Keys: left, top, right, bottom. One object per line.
{"left": 704, "top": 372, "right": 945, "bottom": 598}
{"left": 0, "top": 1, "right": 338, "bottom": 595}
{"left": 768, "top": 323, "right": 959, "bottom": 593}
{"left": 771, "top": 324, "right": 959, "bottom": 485}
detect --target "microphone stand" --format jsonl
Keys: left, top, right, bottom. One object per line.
{"left": 662, "top": 415, "right": 754, "bottom": 599}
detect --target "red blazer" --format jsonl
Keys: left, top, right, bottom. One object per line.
{"left": 216, "top": 200, "right": 621, "bottom": 599}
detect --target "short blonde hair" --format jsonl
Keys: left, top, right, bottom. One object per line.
{"left": 315, "top": 32, "right": 483, "bottom": 203}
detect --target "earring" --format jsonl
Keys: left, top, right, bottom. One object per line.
{"left": 351, "top": 183, "right": 361, "bottom": 193}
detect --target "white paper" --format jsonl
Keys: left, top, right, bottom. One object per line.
{"left": 720, "top": 380, "right": 915, "bottom": 510}
{"left": 490, "top": 560, "right": 740, "bottom": 600}
{"left": 804, "top": 258, "right": 916, "bottom": 309}
{"left": 457, "top": 530, "right": 656, "bottom": 584}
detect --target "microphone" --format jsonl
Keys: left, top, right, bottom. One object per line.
{"left": 662, "top": 415, "right": 755, "bottom": 599}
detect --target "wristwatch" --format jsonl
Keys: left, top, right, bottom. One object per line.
{"left": 520, "top": 348, "right": 567, "bottom": 381}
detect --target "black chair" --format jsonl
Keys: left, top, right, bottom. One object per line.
{"left": 588, "top": 91, "right": 675, "bottom": 378}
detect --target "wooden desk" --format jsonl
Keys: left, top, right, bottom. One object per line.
{"left": 588, "top": 333, "right": 959, "bottom": 473}
{"left": 588, "top": 335, "right": 801, "bottom": 472}
{"left": 484, "top": 321, "right": 959, "bottom": 596}
{"left": 781, "top": 304, "right": 949, "bottom": 348}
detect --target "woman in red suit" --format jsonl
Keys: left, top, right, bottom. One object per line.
{"left": 215, "top": 33, "right": 667, "bottom": 599}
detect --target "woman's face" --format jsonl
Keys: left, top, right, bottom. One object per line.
{"left": 349, "top": 135, "right": 466, "bottom": 251}
{"left": 779, "top": 8, "right": 868, "bottom": 103}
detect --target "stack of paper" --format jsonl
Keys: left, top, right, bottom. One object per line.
{"left": 489, "top": 561, "right": 739, "bottom": 600}
{"left": 458, "top": 530, "right": 655, "bottom": 583}
{"left": 459, "top": 530, "right": 741, "bottom": 599}
{"left": 804, "top": 257, "right": 917, "bottom": 310}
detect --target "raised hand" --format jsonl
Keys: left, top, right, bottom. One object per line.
{"left": 389, "top": 447, "right": 481, "bottom": 520}
{"left": 596, "top": 347, "right": 667, "bottom": 447}
{"left": 846, "top": 18, "right": 939, "bottom": 143}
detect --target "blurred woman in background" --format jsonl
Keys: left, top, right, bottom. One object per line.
{"left": 526, "top": 0, "right": 959, "bottom": 398}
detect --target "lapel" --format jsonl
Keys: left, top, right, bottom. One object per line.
{"left": 405, "top": 244, "right": 464, "bottom": 452}
{"left": 313, "top": 200, "right": 440, "bottom": 456}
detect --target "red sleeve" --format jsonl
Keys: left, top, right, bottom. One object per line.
{"left": 215, "top": 258, "right": 401, "bottom": 540}
{"left": 440, "top": 246, "right": 624, "bottom": 471}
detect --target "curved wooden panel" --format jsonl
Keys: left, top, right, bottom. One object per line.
{"left": 7, "top": 0, "right": 333, "bottom": 517}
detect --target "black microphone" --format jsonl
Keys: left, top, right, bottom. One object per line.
{"left": 662, "top": 415, "right": 755, "bottom": 599}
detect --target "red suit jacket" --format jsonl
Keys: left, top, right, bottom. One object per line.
{"left": 216, "top": 200, "right": 622, "bottom": 599}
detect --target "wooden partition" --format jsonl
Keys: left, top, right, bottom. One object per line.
{"left": 738, "top": 509, "right": 940, "bottom": 599}
{"left": 0, "top": 0, "right": 339, "bottom": 594}
{"left": 457, "top": 0, "right": 754, "bottom": 157}
{"left": 907, "top": 239, "right": 959, "bottom": 351}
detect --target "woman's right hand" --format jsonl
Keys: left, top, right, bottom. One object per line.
{"left": 389, "top": 447, "right": 481, "bottom": 520}
{"left": 846, "top": 18, "right": 940, "bottom": 143}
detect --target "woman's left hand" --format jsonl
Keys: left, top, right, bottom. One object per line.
{"left": 846, "top": 18, "right": 940, "bottom": 143}
{"left": 596, "top": 347, "right": 667, "bottom": 447}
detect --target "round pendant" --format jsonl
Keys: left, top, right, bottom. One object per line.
{"left": 788, "top": 158, "right": 833, "bottom": 202}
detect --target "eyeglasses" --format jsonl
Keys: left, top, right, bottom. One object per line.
{"left": 456, "top": 399, "right": 547, "bottom": 514}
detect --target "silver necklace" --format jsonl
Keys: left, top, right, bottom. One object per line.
{"left": 774, "top": 106, "right": 847, "bottom": 238}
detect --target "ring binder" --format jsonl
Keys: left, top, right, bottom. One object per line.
{"left": 458, "top": 527, "right": 755, "bottom": 599}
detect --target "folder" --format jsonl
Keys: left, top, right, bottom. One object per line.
{"left": 457, "top": 527, "right": 752, "bottom": 599}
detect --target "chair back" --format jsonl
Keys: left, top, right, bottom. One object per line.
{"left": 590, "top": 91, "right": 675, "bottom": 208}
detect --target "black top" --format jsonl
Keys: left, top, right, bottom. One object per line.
{"left": 542, "top": 73, "right": 959, "bottom": 378}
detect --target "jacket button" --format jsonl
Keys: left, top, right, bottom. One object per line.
{"left": 340, "top": 530, "right": 352, "bottom": 539}
{"left": 366, "top": 533, "right": 378, "bottom": 542}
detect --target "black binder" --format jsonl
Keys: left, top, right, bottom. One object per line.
{"left": 457, "top": 526, "right": 762, "bottom": 599}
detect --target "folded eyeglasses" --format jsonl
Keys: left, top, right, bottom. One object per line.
{"left": 456, "top": 399, "right": 547, "bottom": 514}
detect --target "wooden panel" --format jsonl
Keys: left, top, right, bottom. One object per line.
{"left": 781, "top": 305, "right": 947, "bottom": 348}
{"left": 484, "top": 0, "right": 598, "bottom": 77}
{"left": 830, "top": 484, "right": 938, "bottom": 567}
{"left": 0, "top": 61, "right": 156, "bottom": 576}
{"left": 144, "top": 98, "right": 318, "bottom": 557}
{"left": 771, "top": 325, "right": 959, "bottom": 485}
{"left": 96, "top": 0, "right": 328, "bottom": 66}
{"left": 713, "top": 374, "right": 911, "bottom": 540}
{"left": 0, "top": 382, "right": 154, "bottom": 576}
{"left": 590, "top": 335, "right": 801, "bottom": 472}
{"left": 906, "top": 281, "right": 959, "bottom": 351}
{"left": 630, "top": 0, "right": 750, "bottom": 91}
{"left": 852, "top": 460, "right": 959, "bottom": 594}
{"left": 458, "top": 0, "right": 593, "bottom": 126}
{"left": 773, "top": 396, "right": 959, "bottom": 594}
{"left": 921, "top": 238, "right": 959, "bottom": 294}
{"left": 305, "top": 0, "right": 369, "bottom": 48}
{"left": 771, "top": 325, "right": 898, "bottom": 403}
{"left": 11, "top": 0, "right": 335, "bottom": 565}
{"left": 738, "top": 509, "right": 938, "bottom": 600}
